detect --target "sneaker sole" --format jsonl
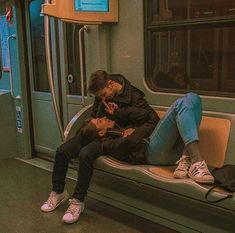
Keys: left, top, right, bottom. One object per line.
{"left": 188, "top": 173, "right": 215, "bottom": 184}
{"left": 173, "top": 172, "right": 189, "bottom": 179}
{"left": 41, "top": 193, "right": 70, "bottom": 213}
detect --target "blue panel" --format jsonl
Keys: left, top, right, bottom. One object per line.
{"left": 0, "top": 16, "right": 10, "bottom": 71}
{"left": 74, "top": 0, "right": 109, "bottom": 12}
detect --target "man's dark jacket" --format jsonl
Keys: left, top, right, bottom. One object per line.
{"left": 90, "top": 74, "right": 160, "bottom": 129}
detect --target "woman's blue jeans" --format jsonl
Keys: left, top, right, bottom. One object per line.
{"left": 146, "top": 93, "right": 202, "bottom": 165}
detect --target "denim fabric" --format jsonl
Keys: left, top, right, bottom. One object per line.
{"left": 52, "top": 135, "right": 101, "bottom": 202}
{"left": 146, "top": 93, "right": 202, "bottom": 165}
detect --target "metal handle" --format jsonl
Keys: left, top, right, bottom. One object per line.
{"left": 78, "top": 26, "right": 88, "bottom": 105}
{"left": 44, "top": 14, "right": 65, "bottom": 142}
{"left": 7, "top": 34, "right": 21, "bottom": 100}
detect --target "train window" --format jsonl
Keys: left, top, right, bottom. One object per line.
{"left": 148, "top": 0, "right": 235, "bottom": 24}
{"left": 145, "top": 0, "right": 235, "bottom": 95}
{"left": 65, "top": 23, "right": 87, "bottom": 96}
{"left": 29, "top": 0, "right": 49, "bottom": 92}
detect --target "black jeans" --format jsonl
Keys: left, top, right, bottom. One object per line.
{"left": 52, "top": 134, "right": 101, "bottom": 202}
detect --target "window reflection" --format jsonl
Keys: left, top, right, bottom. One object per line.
{"left": 150, "top": 26, "right": 235, "bottom": 92}
{"left": 146, "top": 0, "right": 235, "bottom": 94}
{"left": 150, "top": 0, "right": 235, "bottom": 23}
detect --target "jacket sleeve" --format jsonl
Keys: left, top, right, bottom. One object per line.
{"left": 102, "top": 122, "right": 154, "bottom": 156}
{"left": 90, "top": 97, "right": 106, "bottom": 118}
{"left": 130, "top": 87, "right": 160, "bottom": 125}
{"left": 113, "top": 107, "right": 149, "bottom": 126}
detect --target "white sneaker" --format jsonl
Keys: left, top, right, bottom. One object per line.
{"left": 41, "top": 190, "right": 69, "bottom": 212}
{"left": 188, "top": 160, "right": 215, "bottom": 184}
{"left": 62, "top": 198, "right": 85, "bottom": 224}
{"left": 173, "top": 155, "right": 191, "bottom": 179}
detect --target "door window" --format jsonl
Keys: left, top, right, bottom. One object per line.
{"left": 29, "top": 0, "right": 49, "bottom": 92}
{"left": 66, "top": 23, "right": 87, "bottom": 96}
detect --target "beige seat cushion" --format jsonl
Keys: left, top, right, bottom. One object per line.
{"left": 199, "top": 116, "right": 230, "bottom": 167}
{"left": 156, "top": 111, "right": 231, "bottom": 168}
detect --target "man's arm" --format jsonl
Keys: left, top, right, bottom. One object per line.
{"left": 130, "top": 88, "right": 160, "bottom": 125}
{"left": 111, "top": 106, "right": 150, "bottom": 126}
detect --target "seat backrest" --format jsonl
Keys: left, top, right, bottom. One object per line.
{"left": 156, "top": 110, "right": 231, "bottom": 168}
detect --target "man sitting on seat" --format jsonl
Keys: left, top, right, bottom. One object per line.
{"left": 81, "top": 93, "right": 215, "bottom": 184}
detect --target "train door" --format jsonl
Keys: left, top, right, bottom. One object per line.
{"left": 27, "top": 0, "right": 92, "bottom": 159}
{"left": 0, "top": 3, "right": 21, "bottom": 158}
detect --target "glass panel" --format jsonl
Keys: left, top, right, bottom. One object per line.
{"left": 149, "top": 26, "right": 235, "bottom": 92}
{"left": 221, "top": 27, "right": 235, "bottom": 91}
{"left": 151, "top": 30, "right": 188, "bottom": 89}
{"left": 150, "top": 0, "right": 235, "bottom": 24}
{"left": 190, "top": 28, "right": 219, "bottom": 91}
{"left": 66, "top": 23, "right": 87, "bottom": 96}
{"left": 75, "top": 0, "right": 109, "bottom": 12}
{"left": 29, "top": 0, "right": 49, "bottom": 92}
{"left": 191, "top": 0, "right": 235, "bottom": 19}
{"left": 222, "top": 27, "right": 235, "bottom": 80}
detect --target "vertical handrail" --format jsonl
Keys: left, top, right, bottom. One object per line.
{"left": 44, "top": 11, "right": 65, "bottom": 142}
{"left": 78, "top": 25, "right": 88, "bottom": 106}
{"left": 7, "top": 34, "right": 21, "bottom": 100}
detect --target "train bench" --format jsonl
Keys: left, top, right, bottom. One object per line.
{"left": 65, "top": 104, "right": 235, "bottom": 233}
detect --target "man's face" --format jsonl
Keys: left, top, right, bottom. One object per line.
{"left": 90, "top": 117, "right": 115, "bottom": 133}
{"left": 95, "top": 81, "right": 116, "bottom": 100}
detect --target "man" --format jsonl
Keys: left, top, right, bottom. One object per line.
{"left": 81, "top": 93, "right": 214, "bottom": 184}
{"left": 40, "top": 70, "right": 159, "bottom": 224}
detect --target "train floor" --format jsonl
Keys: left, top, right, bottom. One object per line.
{"left": 0, "top": 157, "right": 178, "bottom": 233}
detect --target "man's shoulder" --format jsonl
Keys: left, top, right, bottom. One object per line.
{"left": 130, "top": 85, "right": 145, "bottom": 97}
{"left": 109, "top": 74, "right": 126, "bottom": 84}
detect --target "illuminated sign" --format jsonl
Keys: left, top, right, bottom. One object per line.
{"left": 75, "top": 0, "right": 109, "bottom": 12}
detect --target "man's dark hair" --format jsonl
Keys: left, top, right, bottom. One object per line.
{"left": 88, "top": 70, "right": 110, "bottom": 94}
{"left": 78, "top": 118, "right": 99, "bottom": 146}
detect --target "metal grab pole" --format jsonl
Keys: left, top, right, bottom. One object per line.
{"left": 78, "top": 26, "right": 88, "bottom": 106}
{"left": 44, "top": 12, "right": 65, "bottom": 142}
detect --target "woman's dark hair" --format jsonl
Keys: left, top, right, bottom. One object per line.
{"left": 77, "top": 118, "right": 99, "bottom": 146}
{"left": 88, "top": 70, "right": 110, "bottom": 94}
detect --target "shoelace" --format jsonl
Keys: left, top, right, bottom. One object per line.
{"left": 46, "top": 192, "right": 57, "bottom": 206}
{"left": 66, "top": 199, "right": 81, "bottom": 215}
{"left": 176, "top": 156, "right": 190, "bottom": 169}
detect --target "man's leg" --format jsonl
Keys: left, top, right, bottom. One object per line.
{"left": 41, "top": 134, "right": 83, "bottom": 212}
{"left": 62, "top": 140, "right": 102, "bottom": 224}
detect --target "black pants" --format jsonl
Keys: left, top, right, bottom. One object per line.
{"left": 52, "top": 134, "right": 101, "bottom": 202}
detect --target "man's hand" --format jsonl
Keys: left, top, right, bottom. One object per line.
{"left": 103, "top": 100, "right": 118, "bottom": 115}
{"left": 122, "top": 128, "right": 135, "bottom": 137}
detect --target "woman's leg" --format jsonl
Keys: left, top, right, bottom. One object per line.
{"left": 72, "top": 140, "right": 102, "bottom": 202}
{"left": 146, "top": 92, "right": 202, "bottom": 165}
{"left": 52, "top": 134, "right": 83, "bottom": 193}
